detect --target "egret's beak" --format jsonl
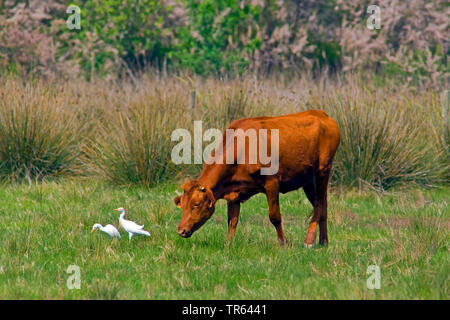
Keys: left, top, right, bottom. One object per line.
{"left": 91, "top": 228, "right": 96, "bottom": 233}
{"left": 113, "top": 208, "right": 119, "bottom": 212}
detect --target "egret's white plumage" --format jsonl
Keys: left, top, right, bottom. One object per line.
{"left": 91, "top": 223, "right": 121, "bottom": 239}
{"left": 114, "top": 208, "right": 150, "bottom": 240}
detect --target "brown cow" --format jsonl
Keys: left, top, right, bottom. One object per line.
{"left": 174, "top": 110, "right": 340, "bottom": 247}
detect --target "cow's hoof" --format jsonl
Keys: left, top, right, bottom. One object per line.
{"left": 304, "top": 243, "right": 315, "bottom": 249}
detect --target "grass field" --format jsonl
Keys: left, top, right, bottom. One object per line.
{"left": 0, "top": 180, "right": 448, "bottom": 299}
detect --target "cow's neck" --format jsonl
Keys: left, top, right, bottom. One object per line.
{"left": 197, "top": 163, "right": 231, "bottom": 200}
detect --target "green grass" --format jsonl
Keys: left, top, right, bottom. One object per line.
{"left": 0, "top": 180, "right": 448, "bottom": 299}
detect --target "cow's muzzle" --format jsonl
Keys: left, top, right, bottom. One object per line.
{"left": 177, "top": 227, "right": 193, "bottom": 238}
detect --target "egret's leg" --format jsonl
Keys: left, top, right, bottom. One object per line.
{"left": 128, "top": 233, "right": 133, "bottom": 241}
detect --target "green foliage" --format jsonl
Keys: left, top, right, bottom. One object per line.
{"left": 306, "top": 37, "right": 342, "bottom": 73}
{"left": 58, "top": 0, "right": 263, "bottom": 77}
{"left": 60, "top": 0, "right": 173, "bottom": 77}
{"left": 1, "top": 0, "right": 448, "bottom": 84}
{"left": 171, "top": 0, "right": 261, "bottom": 75}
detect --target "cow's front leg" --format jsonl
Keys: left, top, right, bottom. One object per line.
{"left": 265, "top": 179, "right": 287, "bottom": 246}
{"left": 227, "top": 201, "right": 240, "bottom": 240}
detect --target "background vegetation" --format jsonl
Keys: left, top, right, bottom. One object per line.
{"left": 0, "top": 0, "right": 447, "bottom": 189}
{"left": 0, "top": 0, "right": 448, "bottom": 87}
{"left": 0, "top": 75, "right": 448, "bottom": 191}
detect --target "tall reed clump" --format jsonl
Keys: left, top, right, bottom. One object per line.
{"left": 86, "top": 80, "right": 186, "bottom": 187}
{"left": 197, "top": 78, "right": 275, "bottom": 129}
{"left": 0, "top": 79, "right": 89, "bottom": 183}
{"left": 320, "top": 84, "right": 449, "bottom": 190}
{"left": 1, "top": 75, "right": 447, "bottom": 190}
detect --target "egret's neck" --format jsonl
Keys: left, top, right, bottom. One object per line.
{"left": 119, "top": 211, "right": 126, "bottom": 220}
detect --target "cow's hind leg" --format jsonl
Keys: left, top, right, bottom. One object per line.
{"left": 265, "top": 178, "right": 287, "bottom": 246}
{"left": 303, "top": 181, "right": 318, "bottom": 248}
{"left": 303, "top": 171, "right": 330, "bottom": 247}
{"left": 317, "top": 171, "right": 330, "bottom": 245}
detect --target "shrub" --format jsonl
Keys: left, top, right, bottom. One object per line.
{"left": 2, "top": 0, "right": 448, "bottom": 86}
{"left": 172, "top": 0, "right": 260, "bottom": 76}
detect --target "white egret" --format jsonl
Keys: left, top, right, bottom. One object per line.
{"left": 91, "top": 223, "right": 121, "bottom": 239}
{"left": 114, "top": 207, "right": 150, "bottom": 240}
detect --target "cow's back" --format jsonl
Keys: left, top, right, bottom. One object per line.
{"left": 228, "top": 110, "right": 340, "bottom": 192}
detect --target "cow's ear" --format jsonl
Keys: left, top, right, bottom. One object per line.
{"left": 173, "top": 195, "right": 182, "bottom": 208}
{"left": 205, "top": 188, "right": 216, "bottom": 208}
{"left": 180, "top": 181, "right": 189, "bottom": 190}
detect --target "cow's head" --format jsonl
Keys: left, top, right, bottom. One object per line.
{"left": 174, "top": 179, "right": 216, "bottom": 238}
